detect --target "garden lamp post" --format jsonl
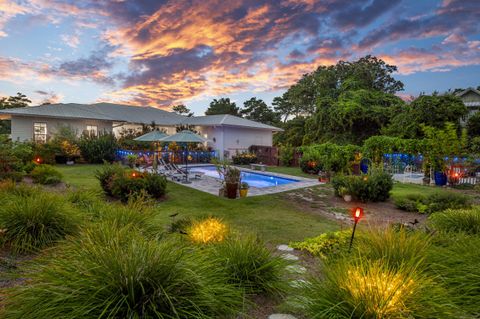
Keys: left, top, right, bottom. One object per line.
{"left": 348, "top": 206, "right": 364, "bottom": 252}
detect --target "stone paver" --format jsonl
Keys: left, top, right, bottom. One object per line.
{"left": 277, "top": 244, "right": 294, "bottom": 252}
{"left": 281, "top": 253, "right": 299, "bottom": 261}
{"left": 268, "top": 314, "right": 298, "bottom": 319}
{"left": 285, "top": 264, "right": 306, "bottom": 274}
{"left": 143, "top": 164, "right": 320, "bottom": 197}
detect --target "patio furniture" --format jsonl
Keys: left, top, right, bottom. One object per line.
{"left": 160, "top": 130, "right": 210, "bottom": 184}
{"left": 134, "top": 130, "right": 169, "bottom": 171}
{"left": 142, "top": 154, "right": 153, "bottom": 168}
{"left": 171, "top": 163, "right": 204, "bottom": 180}
{"left": 250, "top": 163, "right": 267, "bottom": 171}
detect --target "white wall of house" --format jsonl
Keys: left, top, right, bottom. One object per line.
{"left": 10, "top": 116, "right": 113, "bottom": 142}
{"left": 196, "top": 125, "right": 273, "bottom": 159}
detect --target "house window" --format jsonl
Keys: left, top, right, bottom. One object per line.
{"left": 33, "top": 122, "right": 47, "bottom": 143}
{"left": 86, "top": 125, "right": 98, "bottom": 136}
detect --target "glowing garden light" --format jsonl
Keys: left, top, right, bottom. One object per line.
{"left": 349, "top": 206, "right": 364, "bottom": 252}
{"left": 35, "top": 157, "right": 42, "bottom": 164}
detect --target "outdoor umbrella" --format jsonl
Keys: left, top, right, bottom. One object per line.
{"left": 134, "top": 130, "right": 169, "bottom": 171}
{"left": 160, "top": 130, "right": 209, "bottom": 183}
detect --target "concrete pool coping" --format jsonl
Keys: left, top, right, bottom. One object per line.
{"left": 151, "top": 164, "right": 322, "bottom": 197}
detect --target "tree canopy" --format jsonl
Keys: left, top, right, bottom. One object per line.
{"left": 0, "top": 92, "right": 31, "bottom": 134}
{"left": 205, "top": 98, "right": 240, "bottom": 116}
{"left": 384, "top": 94, "right": 467, "bottom": 138}
{"left": 240, "top": 97, "right": 279, "bottom": 125}
{"left": 172, "top": 104, "right": 193, "bottom": 117}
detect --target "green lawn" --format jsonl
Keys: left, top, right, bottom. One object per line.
{"left": 56, "top": 164, "right": 338, "bottom": 243}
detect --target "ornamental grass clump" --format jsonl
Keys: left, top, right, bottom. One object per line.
{"left": 208, "top": 235, "right": 288, "bottom": 295}
{"left": 0, "top": 192, "right": 80, "bottom": 253}
{"left": 30, "top": 164, "right": 63, "bottom": 185}
{"left": 358, "top": 227, "right": 431, "bottom": 270}
{"left": 427, "top": 233, "right": 480, "bottom": 317}
{"left": 302, "top": 258, "right": 456, "bottom": 319}
{"left": 188, "top": 217, "right": 228, "bottom": 244}
{"left": 3, "top": 224, "right": 243, "bottom": 319}
{"left": 428, "top": 207, "right": 480, "bottom": 235}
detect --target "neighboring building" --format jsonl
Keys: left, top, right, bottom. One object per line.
{"left": 456, "top": 88, "right": 480, "bottom": 122}
{"left": 0, "top": 103, "right": 282, "bottom": 159}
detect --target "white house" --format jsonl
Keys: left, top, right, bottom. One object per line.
{"left": 456, "top": 87, "right": 480, "bottom": 120}
{"left": 0, "top": 103, "right": 282, "bottom": 159}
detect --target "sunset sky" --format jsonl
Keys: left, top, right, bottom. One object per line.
{"left": 0, "top": 0, "right": 479, "bottom": 114}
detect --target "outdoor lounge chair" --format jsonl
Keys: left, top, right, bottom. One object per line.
{"left": 142, "top": 154, "right": 153, "bottom": 168}
{"left": 171, "top": 163, "right": 204, "bottom": 179}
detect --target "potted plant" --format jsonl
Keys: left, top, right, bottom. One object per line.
{"left": 239, "top": 182, "right": 249, "bottom": 198}
{"left": 338, "top": 186, "right": 352, "bottom": 202}
{"left": 318, "top": 170, "right": 330, "bottom": 183}
{"left": 224, "top": 167, "right": 241, "bottom": 199}
{"left": 126, "top": 154, "right": 138, "bottom": 168}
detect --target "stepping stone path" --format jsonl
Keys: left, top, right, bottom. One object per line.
{"left": 268, "top": 314, "right": 298, "bottom": 319}
{"left": 277, "top": 244, "right": 294, "bottom": 252}
{"left": 281, "top": 253, "right": 299, "bottom": 261}
{"left": 269, "top": 245, "right": 308, "bottom": 319}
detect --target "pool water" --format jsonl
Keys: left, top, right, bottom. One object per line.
{"left": 189, "top": 165, "right": 299, "bottom": 188}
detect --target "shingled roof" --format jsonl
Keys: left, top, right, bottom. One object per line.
{"left": 0, "top": 103, "right": 282, "bottom": 131}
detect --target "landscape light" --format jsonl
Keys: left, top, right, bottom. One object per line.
{"left": 35, "top": 157, "right": 41, "bottom": 163}
{"left": 349, "top": 206, "right": 364, "bottom": 252}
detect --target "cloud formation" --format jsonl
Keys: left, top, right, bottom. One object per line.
{"left": 0, "top": 0, "right": 479, "bottom": 108}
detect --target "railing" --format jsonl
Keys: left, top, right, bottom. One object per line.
{"left": 116, "top": 149, "right": 218, "bottom": 164}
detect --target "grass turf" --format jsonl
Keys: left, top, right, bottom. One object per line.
{"left": 56, "top": 164, "right": 338, "bottom": 243}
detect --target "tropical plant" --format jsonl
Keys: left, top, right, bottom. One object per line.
{"left": 30, "top": 164, "right": 63, "bottom": 185}
{"left": 0, "top": 192, "right": 79, "bottom": 253}
{"left": 94, "top": 162, "right": 125, "bottom": 196}
{"left": 78, "top": 133, "right": 118, "bottom": 163}
{"left": 332, "top": 169, "right": 393, "bottom": 202}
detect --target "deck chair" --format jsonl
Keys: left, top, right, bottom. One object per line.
{"left": 171, "top": 163, "right": 204, "bottom": 179}
{"left": 142, "top": 154, "right": 153, "bottom": 168}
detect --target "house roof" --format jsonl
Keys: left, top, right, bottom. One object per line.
{"left": 183, "top": 114, "right": 283, "bottom": 131}
{"left": 0, "top": 103, "right": 282, "bottom": 131}
{"left": 456, "top": 87, "right": 480, "bottom": 97}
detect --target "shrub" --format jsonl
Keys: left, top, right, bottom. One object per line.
{"left": 394, "top": 192, "right": 471, "bottom": 214}
{"left": 30, "top": 164, "right": 63, "bottom": 185}
{"left": 78, "top": 133, "right": 118, "bottom": 163}
{"left": 332, "top": 170, "right": 393, "bottom": 202}
{"left": 126, "top": 153, "right": 138, "bottom": 168}
{"left": 95, "top": 164, "right": 167, "bottom": 202}
{"left": 290, "top": 230, "right": 351, "bottom": 259}
{"left": 0, "top": 171, "right": 24, "bottom": 182}
{"left": 94, "top": 162, "right": 125, "bottom": 196}
{"left": 232, "top": 152, "right": 257, "bottom": 165}
{"left": 32, "top": 141, "right": 60, "bottom": 164}
{"left": 279, "top": 144, "right": 294, "bottom": 166}
{"left": 426, "top": 192, "right": 471, "bottom": 213}
{"left": 394, "top": 194, "right": 425, "bottom": 212}
{"left": 0, "top": 192, "right": 79, "bottom": 253}
{"left": 188, "top": 217, "right": 228, "bottom": 244}
{"left": 300, "top": 142, "right": 359, "bottom": 174}
{"left": 302, "top": 258, "right": 455, "bottom": 319}
{"left": 3, "top": 224, "right": 243, "bottom": 318}
{"left": 427, "top": 233, "right": 480, "bottom": 317}
{"left": 428, "top": 207, "right": 480, "bottom": 234}
{"left": 143, "top": 172, "right": 167, "bottom": 198}
{"left": 110, "top": 173, "right": 148, "bottom": 202}
{"left": 208, "top": 235, "right": 287, "bottom": 295}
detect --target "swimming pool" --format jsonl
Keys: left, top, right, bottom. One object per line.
{"left": 188, "top": 165, "right": 299, "bottom": 188}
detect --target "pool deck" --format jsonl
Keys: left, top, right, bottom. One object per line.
{"left": 148, "top": 164, "right": 321, "bottom": 197}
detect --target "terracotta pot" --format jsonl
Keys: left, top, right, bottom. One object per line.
{"left": 226, "top": 183, "right": 238, "bottom": 199}
{"left": 239, "top": 188, "right": 248, "bottom": 198}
